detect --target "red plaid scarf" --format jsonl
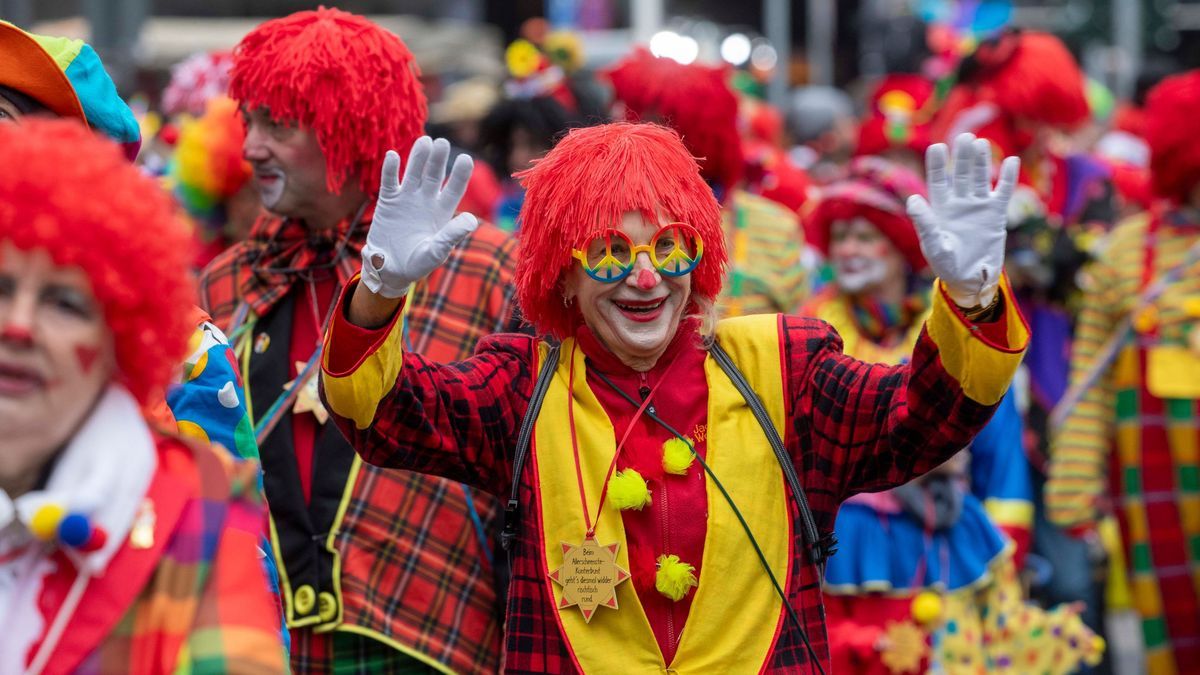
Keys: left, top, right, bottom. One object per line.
{"left": 218, "top": 209, "right": 370, "bottom": 321}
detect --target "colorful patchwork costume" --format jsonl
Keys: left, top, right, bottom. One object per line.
{"left": 1048, "top": 70, "right": 1200, "bottom": 674}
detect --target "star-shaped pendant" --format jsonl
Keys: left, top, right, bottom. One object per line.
{"left": 284, "top": 360, "right": 328, "bottom": 425}
{"left": 548, "top": 536, "right": 631, "bottom": 623}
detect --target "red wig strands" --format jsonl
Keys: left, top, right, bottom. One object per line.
{"left": 931, "top": 32, "right": 1089, "bottom": 152}
{"left": 229, "top": 7, "right": 426, "bottom": 197}
{"left": 1145, "top": 70, "right": 1200, "bottom": 204}
{"left": 0, "top": 119, "right": 195, "bottom": 404}
{"left": 514, "top": 123, "right": 728, "bottom": 338}
{"left": 604, "top": 49, "right": 743, "bottom": 190}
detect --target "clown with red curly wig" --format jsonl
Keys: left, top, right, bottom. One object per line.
{"left": 0, "top": 118, "right": 283, "bottom": 673}
{"left": 319, "top": 108, "right": 1034, "bottom": 670}
{"left": 1049, "top": 69, "right": 1200, "bottom": 674}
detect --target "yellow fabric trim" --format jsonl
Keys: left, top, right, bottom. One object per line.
{"left": 533, "top": 315, "right": 789, "bottom": 672}
{"left": 805, "top": 292, "right": 930, "bottom": 364}
{"left": 924, "top": 277, "right": 1029, "bottom": 405}
{"left": 331, "top": 625, "right": 456, "bottom": 675}
{"left": 321, "top": 309, "right": 408, "bottom": 430}
{"left": 983, "top": 498, "right": 1034, "bottom": 530}
{"left": 312, "top": 455, "right": 363, "bottom": 633}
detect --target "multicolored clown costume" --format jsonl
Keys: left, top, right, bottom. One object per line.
{"left": 319, "top": 121, "right": 1032, "bottom": 672}
{"left": 198, "top": 9, "right": 521, "bottom": 673}
{"left": 799, "top": 158, "right": 1099, "bottom": 673}
{"left": 0, "top": 118, "right": 283, "bottom": 674}
{"left": 1048, "top": 69, "right": 1200, "bottom": 674}
{"left": 604, "top": 48, "right": 808, "bottom": 318}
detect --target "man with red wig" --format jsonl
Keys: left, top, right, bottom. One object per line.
{"left": 604, "top": 49, "right": 808, "bottom": 318}
{"left": 197, "top": 8, "right": 519, "bottom": 672}
{"left": 1048, "top": 69, "right": 1200, "bottom": 674}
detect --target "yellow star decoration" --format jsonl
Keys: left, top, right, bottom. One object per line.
{"left": 548, "top": 537, "right": 631, "bottom": 623}
{"left": 880, "top": 621, "right": 929, "bottom": 674}
{"left": 285, "top": 360, "right": 328, "bottom": 425}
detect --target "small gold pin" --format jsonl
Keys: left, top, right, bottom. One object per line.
{"left": 129, "top": 499, "right": 156, "bottom": 550}
{"left": 254, "top": 333, "right": 271, "bottom": 354}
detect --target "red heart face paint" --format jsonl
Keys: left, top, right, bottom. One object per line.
{"left": 75, "top": 344, "right": 101, "bottom": 375}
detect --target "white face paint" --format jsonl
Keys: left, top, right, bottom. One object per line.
{"left": 834, "top": 256, "right": 890, "bottom": 293}
{"left": 253, "top": 167, "right": 287, "bottom": 210}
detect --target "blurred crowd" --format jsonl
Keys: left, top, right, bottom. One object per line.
{"left": 1, "top": 7, "right": 1199, "bottom": 674}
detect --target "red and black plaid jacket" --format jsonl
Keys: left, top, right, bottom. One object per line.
{"left": 200, "top": 214, "right": 522, "bottom": 674}
{"left": 322, "top": 282, "right": 1028, "bottom": 673}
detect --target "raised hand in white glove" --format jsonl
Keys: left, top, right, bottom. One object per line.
{"left": 906, "top": 132, "right": 1019, "bottom": 309}
{"left": 360, "top": 136, "right": 478, "bottom": 298}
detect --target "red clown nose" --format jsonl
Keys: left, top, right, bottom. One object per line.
{"left": 636, "top": 268, "right": 657, "bottom": 290}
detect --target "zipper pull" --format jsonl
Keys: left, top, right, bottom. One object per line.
{"left": 638, "top": 373, "right": 655, "bottom": 415}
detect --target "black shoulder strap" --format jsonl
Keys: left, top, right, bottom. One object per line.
{"left": 500, "top": 342, "right": 561, "bottom": 553}
{"left": 708, "top": 340, "right": 837, "bottom": 568}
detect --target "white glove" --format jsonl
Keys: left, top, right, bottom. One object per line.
{"left": 360, "top": 136, "right": 478, "bottom": 298}
{"left": 906, "top": 132, "right": 1020, "bottom": 308}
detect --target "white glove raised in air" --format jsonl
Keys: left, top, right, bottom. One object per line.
{"left": 360, "top": 136, "right": 478, "bottom": 298}
{"left": 906, "top": 132, "right": 1020, "bottom": 308}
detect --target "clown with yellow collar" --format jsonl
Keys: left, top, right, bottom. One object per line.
{"left": 321, "top": 123, "right": 1028, "bottom": 672}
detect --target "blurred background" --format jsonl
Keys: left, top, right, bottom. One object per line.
{"left": 3, "top": 0, "right": 1196, "bottom": 111}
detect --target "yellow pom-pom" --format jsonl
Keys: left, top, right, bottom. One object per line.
{"left": 1085, "top": 636, "right": 1106, "bottom": 665}
{"left": 661, "top": 437, "right": 695, "bottom": 475}
{"left": 30, "top": 503, "right": 66, "bottom": 541}
{"left": 655, "top": 554, "right": 698, "bottom": 601}
{"left": 609, "top": 469, "right": 652, "bottom": 511}
{"left": 910, "top": 591, "right": 943, "bottom": 625}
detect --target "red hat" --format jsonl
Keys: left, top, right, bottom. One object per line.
{"left": 604, "top": 48, "right": 743, "bottom": 191}
{"left": 514, "top": 122, "right": 728, "bottom": 338}
{"left": 0, "top": 119, "right": 195, "bottom": 404}
{"left": 806, "top": 156, "right": 928, "bottom": 272}
{"left": 229, "top": 8, "right": 426, "bottom": 197}
{"left": 1145, "top": 69, "right": 1200, "bottom": 204}
{"left": 931, "top": 31, "right": 1088, "bottom": 156}
{"left": 856, "top": 74, "right": 935, "bottom": 157}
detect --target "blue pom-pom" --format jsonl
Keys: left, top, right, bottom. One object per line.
{"left": 58, "top": 513, "right": 93, "bottom": 548}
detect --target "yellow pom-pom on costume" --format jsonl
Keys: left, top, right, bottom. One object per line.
{"left": 609, "top": 469, "right": 652, "bottom": 510}
{"left": 911, "top": 591, "right": 943, "bottom": 625}
{"left": 655, "top": 554, "right": 698, "bottom": 601}
{"left": 661, "top": 437, "right": 695, "bottom": 475}
{"left": 30, "top": 503, "right": 66, "bottom": 541}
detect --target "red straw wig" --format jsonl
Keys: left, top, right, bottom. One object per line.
{"left": 604, "top": 49, "right": 743, "bottom": 190}
{"left": 514, "top": 122, "right": 727, "bottom": 338}
{"left": 0, "top": 119, "right": 195, "bottom": 404}
{"left": 931, "top": 31, "right": 1088, "bottom": 155}
{"left": 1145, "top": 69, "right": 1200, "bottom": 204}
{"left": 229, "top": 7, "right": 426, "bottom": 197}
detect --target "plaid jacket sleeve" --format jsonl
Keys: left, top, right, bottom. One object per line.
{"left": 788, "top": 275, "right": 1030, "bottom": 504}
{"left": 184, "top": 449, "right": 286, "bottom": 673}
{"left": 321, "top": 282, "right": 538, "bottom": 497}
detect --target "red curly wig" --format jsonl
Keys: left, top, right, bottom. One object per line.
{"left": 229, "top": 7, "right": 426, "bottom": 197}
{"left": 514, "top": 122, "right": 727, "bottom": 338}
{"left": 603, "top": 49, "right": 743, "bottom": 191}
{"left": 931, "top": 31, "right": 1089, "bottom": 156}
{"left": 1145, "top": 69, "right": 1200, "bottom": 204}
{"left": 0, "top": 119, "right": 195, "bottom": 405}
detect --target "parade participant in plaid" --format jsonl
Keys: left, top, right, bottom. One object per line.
{"left": 797, "top": 159, "right": 1098, "bottom": 674}
{"left": 0, "top": 118, "right": 283, "bottom": 674}
{"left": 198, "top": 8, "right": 520, "bottom": 673}
{"left": 320, "top": 122, "right": 1030, "bottom": 672}
{"left": 1048, "top": 69, "right": 1200, "bottom": 674}
{"left": 604, "top": 48, "right": 808, "bottom": 317}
